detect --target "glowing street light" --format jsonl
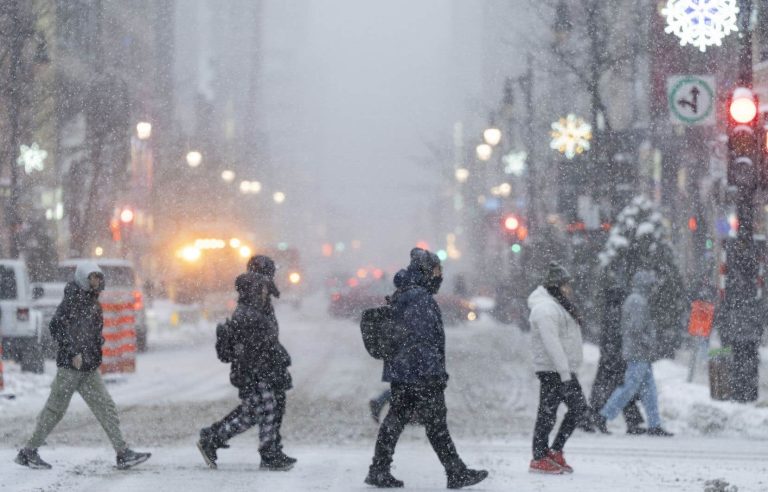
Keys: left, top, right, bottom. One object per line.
{"left": 239, "top": 245, "right": 252, "bottom": 258}
{"left": 186, "top": 150, "right": 202, "bottom": 168}
{"left": 273, "top": 191, "right": 286, "bottom": 204}
{"left": 455, "top": 168, "right": 470, "bottom": 183}
{"left": 476, "top": 143, "right": 493, "bottom": 162}
{"left": 221, "top": 170, "right": 235, "bottom": 182}
{"left": 136, "top": 121, "right": 152, "bottom": 140}
{"left": 483, "top": 127, "right": 502, "bottom": 147}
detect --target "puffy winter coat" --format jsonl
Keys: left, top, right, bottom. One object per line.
{"left": 621, "top": 271, "right": 658, "bottom": 362}
{"left": 49, "top": 262, "right": 105, "bottom": 372}
{"left": 382, "top": 267, "right": 448, "bottom": 385}
{"left": 528, "top": 286, "right": 583, "bottom": 380}
{"left": 227, "top": 273, "right": 292, "bottom": 394}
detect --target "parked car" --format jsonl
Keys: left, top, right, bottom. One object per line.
{"left": 57, "top": 259, "right": 149, "bottom": 352}
{"left": 0, "top": 260, "right": 45, "bottom": 372}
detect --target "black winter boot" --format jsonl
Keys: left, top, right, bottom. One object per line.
{"left": 593, "top": 414, "right": 611, "bottom": 434}
{"left": 260, "top": 449, "right": 296, "bottom": 471}
{"left": 197, "top": 428, "right": 222, "bottom": 469}
{"left": 14, "top": 448, "right": 51, "bottom": 470}
{"left": 446, "top": 467, "right": 489, "bottom": 489}
{"left": 647, "top": 427, "right": 674, "bottom": 437}
{"left": 116, "top": 449, "right": 152, "bottom": 470}
{"left": 626, "top": 425, "right": 647, "bottom": 435}
{"left": 365, "top": 467, "right": 404, "bottom": 488}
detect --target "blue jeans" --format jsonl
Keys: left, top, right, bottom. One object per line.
{"left": 599, "top": 361, "right": 662, "bottom": 428}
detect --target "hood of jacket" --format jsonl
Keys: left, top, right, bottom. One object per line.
{"left": 631, "top": 270, "right": 656, "bottom": 297}
{"left": 393, "top": 266, "right": 433, "bottom": 292}
{"left": 235, "top": 272, "right": 272, "bottom": 308}
{"left": 528, "top": 285, "right": 557, "bottom": 311}
{"left": 74, "top": 261, "right": 104, "bottom": 292}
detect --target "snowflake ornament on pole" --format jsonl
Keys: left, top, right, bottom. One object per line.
{"left": 17, "top": 143, "right": 48, "bottom": 174}
{"left": 550, "top": 114, "right": 592, "bottom": 160}
{"left": 661, "top": 0, "right": 739, "bottom": 53}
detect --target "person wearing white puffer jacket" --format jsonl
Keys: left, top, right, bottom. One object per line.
{"left": 527, "top": 262, "right": 588, "bottom": 475}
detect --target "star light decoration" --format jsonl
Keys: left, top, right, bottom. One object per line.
{"left": 550, "top": 114, "right": 592, "bottom": 160}
{"left": 17, "top": 143, "right": 48, "bottom": 174}
{"left": 661, "top": 0, "right": 739, "bottom": 53}
{"left": 503, "top": 151, "right": 527, "bottom": 176}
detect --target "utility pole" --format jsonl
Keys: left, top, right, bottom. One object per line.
{"left": 722, "top": 0, "right": 761, "bottom": 402}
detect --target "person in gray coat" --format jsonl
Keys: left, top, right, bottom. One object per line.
{"left": 598, "top": 270, "right": 673, "bottom": 437}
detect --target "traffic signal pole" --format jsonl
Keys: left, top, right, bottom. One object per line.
{"left": 722, "top": 0, "right": 761, "bottom": 402}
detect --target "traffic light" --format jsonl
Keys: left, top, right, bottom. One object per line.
{"left": 501, "top": 214, "right": 528, "bottom": 242}
{"left": 727, "top": 87, "right": 761, "bottom": 188}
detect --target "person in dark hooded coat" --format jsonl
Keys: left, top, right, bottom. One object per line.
{"left": 365, "top": 248, "right": 488, "bottom": 489}
{"left": 197, "top": 272, "right": 295, "bottom": 471}
{"left": 246, "top": 255, "right": 293, "bottom": 459}
{"left": 15, "top": 262, "right": 151, "bottom": 470}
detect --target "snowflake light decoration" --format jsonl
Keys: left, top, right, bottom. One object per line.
{"left": 17, "top": 143, "right": 48, "bottom": 174}
{"left": 550, "top": 114, "right": 591, "bottom": 160}
{"left": 503, "top": 151, "right": 527, "bottom": 176}
{"left": 662, "top": 0, "right": 739, "bottom": 53}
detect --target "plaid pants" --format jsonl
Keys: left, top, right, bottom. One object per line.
{"left": 208, "top": 382, "right": 277, "bottom": 451}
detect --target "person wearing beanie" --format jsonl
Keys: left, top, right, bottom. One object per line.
{"left": 527, "top": 261, "right": 588, "bottom": 474}
{"left": 365, "top": 248, "right": 488, "bottom": 489}
{"left": 197, "top": 272, "right": 296, "bottom": 471}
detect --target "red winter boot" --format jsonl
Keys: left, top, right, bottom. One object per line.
{"left": 547, "top": 450, "right": 573, "bottom": 473}
{"left": 529, "top": 457, "right": 564, "bottom": 475}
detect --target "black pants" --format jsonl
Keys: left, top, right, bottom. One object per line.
{"left": 371, "top": 383, "right": 463, "bottom": 472}
{"left": 533, "top": 372, "right": 588, "bottom": 460}
{"left": 590, "top": 355, "right": 644, "bottom": 428}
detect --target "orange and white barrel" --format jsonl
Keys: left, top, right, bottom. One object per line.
{"left": 100, "top": 291, "right": 137, "bottom": 374}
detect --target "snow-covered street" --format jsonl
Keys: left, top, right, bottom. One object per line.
{"left": 2, "top": 295, "right": 768, "bottom": 491}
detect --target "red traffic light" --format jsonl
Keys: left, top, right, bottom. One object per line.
{"left": 729, "top": 88, "right": 758, "bottom": 124}
{"left": 503, "top": 215, "right": 520, "bottom": 231}
{"left": 120, "top": 208, "right": 134, "bottom": 224}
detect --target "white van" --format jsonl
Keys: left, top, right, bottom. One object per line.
{"left": 0, "top": 260, "right": 45, "bottom": 372}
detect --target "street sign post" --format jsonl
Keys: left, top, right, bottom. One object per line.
{"left": 667, "top": 75, "right": 716, "bottom": 126}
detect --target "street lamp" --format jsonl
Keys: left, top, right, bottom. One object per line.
{"left": 136, "top": 122, "right": 152, "bottom": 140}
{"left": 221, "top": 170, "right": 235, "bottom": 182}
{"left": 186, "top": 150, "right": 202, "bottom": 168}
{"left": 476, "top": 143, "right": 493, "bottom": 162}
{"left": 240, "top": 180, "right": 262, "bottom": 194}
{"left": 273, "top": 191, "right": 286, "bottom": 204}
{"left": 455, "top": 168, "right": 470, "bottom": 183}
{"left": 483, "top": 127, "right": 502, "bottom": 147}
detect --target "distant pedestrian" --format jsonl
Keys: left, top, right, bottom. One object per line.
{"left": 597, "top": 271, "right": 673, "bottom": 437}
{"left": 528, "top": 262, "right": 587, "bottom": 475}
{"left": 365, "top": 248, "right": 488, "bottom": 489}
{"left": 15, "top": 262, "right": 151, "bottom": 470}
{"left": 197, "top": 272, "right": 296, "bottom": 470}
{"left": 583, "top": 283, "right": 645, "bottom": 434}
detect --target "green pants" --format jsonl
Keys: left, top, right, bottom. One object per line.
{"left": 26, "top": 368, "right": 127, "bottom": 452}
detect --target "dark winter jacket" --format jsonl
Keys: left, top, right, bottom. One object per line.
{"left": 382, "top": 267, "right": 448, "bottom": 385}
{"left": 49, "top": 262, "right": 105, "bottom": 372}
{"left": 599, "top": 286, "right": 626, "bottom": 360}
{"left": 227, "top": 273, "right": 292, "bottom": 394}
{"left": 621, "top": 271, "right": 657, "bottom": 362}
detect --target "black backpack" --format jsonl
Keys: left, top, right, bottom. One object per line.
{"left": 215, "top": 318, "right": 236, "bottom": 363}
{"left": 360, "top": 305, "right": 404, "bottom": 360}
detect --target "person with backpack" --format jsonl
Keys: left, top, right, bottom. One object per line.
{"left": 528, "top": 262, "right": 588, "bottom": 475}
{"left": 15, "top": 262, "right": 151, "bottom": 470}
{"left": 364, "top": 248, "right": 488, "bottom": 489}
{"left": 197, "top": 272, "right": 296, "bottom": 470}
{"left": 246, "top": 254, "right": 294, "bottom": 462}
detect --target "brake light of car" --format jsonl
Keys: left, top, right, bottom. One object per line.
{"left": 331, "top": 292, "right": 341, "bottom": 302}
{"left": 133, "top": 290, "right": 143, "bottom": 311}
{"left": 17, "top": 308, "right": 30, "bottom": 321}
